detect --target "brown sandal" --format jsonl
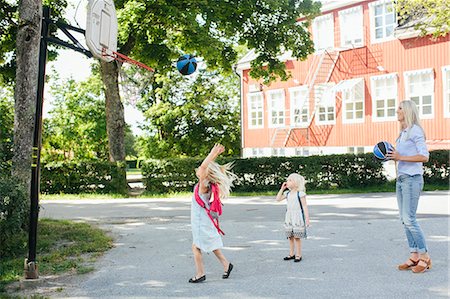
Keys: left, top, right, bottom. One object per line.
{"left": 411, "top": 258, "right": 432, "bottom": 273}
{"left": 398, "top": 258, "right": 419, "bottom": 270}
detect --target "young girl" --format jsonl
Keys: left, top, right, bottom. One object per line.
{"left": 276, "top": 173, "right": 310, "bottom": 263}
{"left": 189, "top": 144, "right": 237, "bottom": 283}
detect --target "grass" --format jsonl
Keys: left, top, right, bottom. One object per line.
{"left": 0, "top": 219, "right": 113, "bottom": 295}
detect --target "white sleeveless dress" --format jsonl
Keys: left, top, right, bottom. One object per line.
{"left": 284, "top": 191, "right": 307, "bottom": 239}
{"left": 191, "top": 185, "right": 223, "bottom": 252}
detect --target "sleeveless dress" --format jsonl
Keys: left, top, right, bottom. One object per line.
{"left": 191, "top": 184, "right": 223, "bottom": 252}
{"left": 284, "top": 191, "right": 307, "bottom": 239}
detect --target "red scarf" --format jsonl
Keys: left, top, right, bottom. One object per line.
{"left": 194, "top": 183, "right": 224, "bottom": 235}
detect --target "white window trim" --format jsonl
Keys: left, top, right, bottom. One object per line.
{"left": 341, "top": 79, "right": 365, "bottom": 124}
{"left": 315, "top": 84, "right": 336, "bottom": 126}
{"left": 247, "top": 91, "right": 264, "bottom": 129}
{"left": 338, "top": 5, "right": 364, "bottom": 49}
{"left": 266, "top": 89, "right": 285, "bottom": 128}
{"left": 288, "top": 86, "right": 309, "bottom": 128}
{"left": 312, "top": 13, "right": 334, "bottom": 54}
{"left": 369, "top": 0, "right": 397, "bottom": 44}
{"left": 442, "top": 65, "right": 450, "bottom": 118}
{"left": 403, "top": 68, "right": 434, "bottom": 119}
{"left": 370, "top": 73, "right": 398, "bottom": 122}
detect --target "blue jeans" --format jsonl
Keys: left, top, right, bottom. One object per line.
{"left": 396, "top": 174, "right": 428, "bottom": 253}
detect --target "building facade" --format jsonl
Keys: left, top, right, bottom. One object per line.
{"left": 235, "top": 0, "right": 450, "bottom": 158}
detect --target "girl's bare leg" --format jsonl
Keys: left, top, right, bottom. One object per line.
{"left": 213, "top": 249, "right": 230, "bottom": 272}
{"left": 289, "top": 237, "right": 295, "bottom": 256}
{"left": 294, "top": 238, "right": 302, "bottom": 258}
{"left": 192, "top": 244, "right": 205, "bottom": 277}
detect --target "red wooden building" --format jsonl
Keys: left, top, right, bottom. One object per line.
{"left": 235, "top": 0, "right": 450, "bottom": 158}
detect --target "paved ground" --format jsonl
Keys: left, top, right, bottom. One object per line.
{"left": 28, "top": 191, "right": 450, "bottom": 298}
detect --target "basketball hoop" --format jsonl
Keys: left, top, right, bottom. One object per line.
{"left": 102, "top": 48, "right": 154, "bottom": 72}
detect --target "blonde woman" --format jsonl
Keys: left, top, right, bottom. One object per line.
{"left": 276, "top": 173, "right": 310, "bottom": 263}
{"left": 387, "top": 100, "right": 431, "bottom": 273}
{"left": 189, "top": 144, "right": 237, "bottom": 283}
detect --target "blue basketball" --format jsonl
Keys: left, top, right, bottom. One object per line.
{"left": 177, "top": 54, "right": 197, "bottom": 75}
{"left": 373, "top": 141, "right": 394, "bottom": 161}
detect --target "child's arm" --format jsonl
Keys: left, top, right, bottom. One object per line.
{"left": 300, "top": 196, "right": 310, "bottom": 226}
{"left": 197, "top": 144, "right": 225, "bottom": 191}
{"left": 276, "top": 182, "right": 288, "bottom": 201}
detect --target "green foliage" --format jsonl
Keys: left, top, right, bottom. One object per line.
{"left": 116, "top": 0, "right": 320, "bottom": 84}
{"left": 40, "top": 161, "right": 127, "bottom": 194}
{"left": 0, "top": 176, "right": 28, "bottom": 258}
{"left": 0, "top": 218, "right": 113, "bottom": 292}
{"left": 137, "top": 70, "right": 240, "bottom": 158}
{"left": 424, "top": 150, "right": 449, "bottom": 185}
{"left": 0, "top": 86, "right": 14, "bottom": 175}
{"left": 42, "top": 74, "right": 109, "bottom": 162}
{"left": 141, "top": 153, "right": 387, "bottom": 193}
{"left": 141, "top": 151, "right": 450, "bottom": 193}
{"left": 396, "top": 0, "right": 450, "bottom": 38}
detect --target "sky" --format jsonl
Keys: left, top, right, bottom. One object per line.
{"left": 45, "top": 0, "right": 145, "bottom": 135}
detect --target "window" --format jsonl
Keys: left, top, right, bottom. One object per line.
{"left": 251, "top": 148, "right": 264, "bottom": 157}
{"left": 443, "top": 66, "right": 450, "bottom": 118}
{"left": 339, "top": 5, "right": 363, "bottom": 48}
{"left": 312, "top": 13, "right": 334, "bottom": 52}
{"left": 404, "top": 69, "right": 434, "bottom": 118}
{"left": 315, "top": 84, "right": 335, "bottom": 125}
{"left": 369, "top": 0, "right": 396, "bottom": 43}
{"left": 334, "top": 78, "right": 364, "bottom": 123}
{"left": 266, "top": 89, "right": 285, "bottom": 128}
{"left": 271, "top": 148, "right": 285, "bottom": 157}
{"left": 371, "top": 74, "right": 398, "bottom": 121}
{"left": 289, "top": 86, "right": 309, "bottom": 127}
{"left": 247, "top": 92, "right": 264, "bottom": 128}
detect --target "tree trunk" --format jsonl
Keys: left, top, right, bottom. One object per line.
{"left": 12, "top": 0, "right": 42, "bottom": 190}
{"left": 99, "top": 60, "right": 126, "bottom": 162}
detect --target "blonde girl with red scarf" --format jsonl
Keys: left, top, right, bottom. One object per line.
{"left": 189, "top": 144, "right": 237, "bottom": 283}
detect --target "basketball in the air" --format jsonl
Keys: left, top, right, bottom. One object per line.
{"left": 373, "top": 141, "right": 394, "bottom": 161}
{"left": 177, "top": 54, "right": 197, "bottom": 75}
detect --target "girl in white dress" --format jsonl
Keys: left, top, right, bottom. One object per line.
{"left": 276, "top": 173, "right": 310, "bottom": 262}
{"left": 189, "top": 144, "right": 237, "bottom": 283}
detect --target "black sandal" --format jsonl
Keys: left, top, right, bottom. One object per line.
{"left": 283, "top": 255, "right": 295, "bottom": 260}
{"left": 188, "top": 275, "right": 206, "bottom": 283}
{"left": 294, "top": 256, "right": 302, "bottom": 263}
{"left": 222, "top": 263, "right": 233, "bottom": 279}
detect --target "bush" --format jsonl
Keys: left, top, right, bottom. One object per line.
{"left": 424, "top": 150, "right": 449, "bottom": 186}
{"left": 0, "top": 177, "right": 29, "bottom": 257}
{"left": 141, "top": 153, "right": 386, "bottom": 193}
{"left": 40, "top": 160, "right": 127, "bottom": 194}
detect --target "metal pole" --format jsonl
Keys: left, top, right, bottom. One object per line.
{"left": 25, "top": 5, "right": 49, "bottom": 280}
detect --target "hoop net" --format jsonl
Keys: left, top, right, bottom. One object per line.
{"left": 102, "top": 48, "right": 155, "bottom": 106}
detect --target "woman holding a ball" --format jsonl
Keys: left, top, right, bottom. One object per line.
{"left": 386, "top": 100, "right": 431, "bottom": 273}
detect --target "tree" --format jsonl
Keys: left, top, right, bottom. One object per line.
{"left": 137, "top": 70, "right": 240, "bottom": 159}
{"left": 396, "top": 0, "right": 450, "bottom": 38}
{"left": 0, "top": 86, "right": 14, "bottom": 175}
{"left": 42, "top": 74, "right": 109, "bottom": 162}
{"left": 100, "top": 0, "right": 321, "bottom": 161}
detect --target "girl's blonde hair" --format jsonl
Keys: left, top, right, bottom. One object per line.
{"left": 399, "top": 100, "right": 425, "bottom": 138}
{"left": 288, "top": 173, "right": 306, "bottom": 192}
{"left": 207, "top": 162, "right": 238, "bottom": 198}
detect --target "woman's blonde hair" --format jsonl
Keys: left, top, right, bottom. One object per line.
{"left": 399, "top": 100, "right": 425, "bottom": 138}
{"left": 207, "top": 162, "right": 238, "bottom": 198}
{"left": 288, "top": 173, "right": 306, "bottom": 192}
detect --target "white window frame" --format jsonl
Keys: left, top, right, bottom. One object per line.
{"left": 266, "top": 89, "right": 285, "bottom": 128}
{"left": 341, "top": 79, "right": 365, "bottom": 124}
{"left": 289, "top": 86, "right": 309, "bottom": 127}
{"left": 247, "top": 92, "right": 264, "bottom": 129}
{"left": 339, "top": 5, "right": 364, "bottom": 48}
{"left": 403, "top": 69, "right": 434, "bottom": 119}
{"left": 315, "top": 83, "right": 336, "bottom": 125}
{"left": 370, "top": 73, "right": 398, "bottom": 122}
{"left": 442, "top": 65, "right": 450, "bottom": 118}
{"left": 312, "top": 13, "right": 334, "bottom": 53}
{"left": 369, "top": 0, "right": 397, "bottom": 44}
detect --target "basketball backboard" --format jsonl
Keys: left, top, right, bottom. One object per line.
{"left": 86, "top": 0, "right": 118, "bottom": 62}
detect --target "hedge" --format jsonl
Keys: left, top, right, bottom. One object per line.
{"left": 141, "top": 150, "right": 449, "bottom": 193}
{"left": 40, "top": 160, "right": 127, "bottom": 194}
